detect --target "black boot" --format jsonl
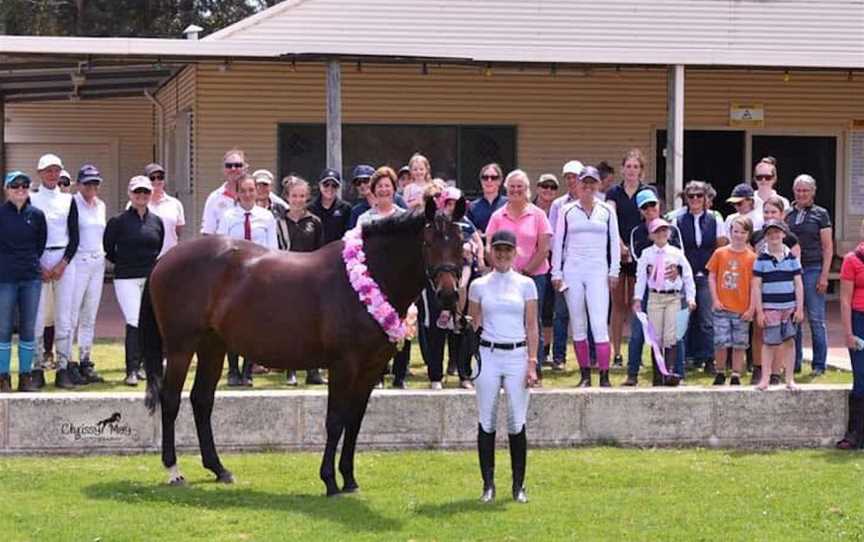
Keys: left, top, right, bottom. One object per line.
{"left": 67, "top": 362, "right": 88, "bottom": 386}
{"left": 577, "top": 368, "right": 591, "bottom": 388}
{"left": 622, "top": 373, "right": 638, "bottom": 386}
{"left": 125, "top": 325, "right": 141, "bottom": 381}
{"left": 79, "top": 360, "right": 105, "bottom": 384}
{"left": 54, "top": 368, "right": 77, "bottom": 389}
{"left": 31, "top": 369, "right": 45, "bottom": 389}
{"left": 0, "top": 373, "right": 10, "bottom": 393}
{"left": 651, "top": 354, "right": 663, "bottom": 386}
{"left": 306, "top": 368, "right": 328, "bottom": 385}
{"left": 662, "top": 346, "right": 681, "bottom": 386}
{"left": 17, "top": 372, "right": 40, "bottom": 392}
{"left": 750, "top": 366, "right": 762, "bottom": 386}
{"left": 226, "top": 353, "right": 242, "bottom": 386}
{"left": 599, "top": 370, "right": 611, "bottom": 388}
{"left": 478, "top": 424, "right": 496, "bottom": 503}
{"left": 837, "top": 393, "right": 864, "bottom": 450}
{"left": 508, "top": 426, "right": 528, "bottom": 503}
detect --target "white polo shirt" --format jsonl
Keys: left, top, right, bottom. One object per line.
{"left": 73, "top": 192, "right": 106, "bottom": 254}
{"left": 30, "top": 185, "right": 74, "bottom": 249}
{"left": 201, "top": 182, "right": 237, "bottom": 234}
{"left": 468, "top": 269, "right": 537, "bottom": 343}
{"left": 216, "top": 205, "right": 278, "bottom": 250}
{"left": 148, "top": 192, "right": 186, "bottom": 257}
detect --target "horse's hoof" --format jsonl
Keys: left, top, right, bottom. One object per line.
{"left": 325, "top": 483, "right": 342, "bottom": 497}
{"left": 167, "top": 475, "right": 186, "bottom": 486}
{"left": 342, "top": 482, "right": 359, "bottom": 494}
{"left": 216, "top": 470, "right": 235, "bottom": 484}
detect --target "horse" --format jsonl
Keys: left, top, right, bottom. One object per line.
{"left": 139, "top": 197, "right": 466, "bottom": 495}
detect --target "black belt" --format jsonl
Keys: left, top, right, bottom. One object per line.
{"left": 45, "top": 246, "right": 66, "bottom": 251}
{"left": 650, "top": 289, "right": 680, "bottom": 294}
{"left": 479, "top": 339, "right": 527, "bottom": 350}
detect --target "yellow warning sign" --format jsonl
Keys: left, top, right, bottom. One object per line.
{"left": 730, "top": 103, "right": 764, "bottom": 127}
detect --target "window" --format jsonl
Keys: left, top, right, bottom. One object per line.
{"left": 277, "top": 124, "right": 516, "bottom": 198}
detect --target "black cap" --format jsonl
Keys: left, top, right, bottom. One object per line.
{"left": 763, "top": 219, "right": 789, "bottom": 234}
{"left": 352, "top": 164, "right": 375, "bottom": 180}
{"left": 727, "top": 182, "right": 755, "bottom": 203}
{"left": 319, "top": 168, "right": 342, "bottom": 184}
{"left": 490, "top": 229, "right": 517, "bottom": 248}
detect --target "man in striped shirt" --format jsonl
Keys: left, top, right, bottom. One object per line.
{"left": 753, "top": 219, "right": 804, "bottom": 390}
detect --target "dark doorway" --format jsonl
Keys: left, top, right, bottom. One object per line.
{"left": 656, "top": 130, "right": 746, "bottom": 216}
{"left": 751, "top": 135, "right": 837, "bottom": 220}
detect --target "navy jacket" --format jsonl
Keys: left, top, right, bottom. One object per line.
{"left": 0, "top": 200, "right": 47, "bottom": 282}
{"left": 677, "top": 212, "right": 718, "bottom": 275}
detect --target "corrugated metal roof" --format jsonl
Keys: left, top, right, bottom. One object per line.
{"left": 204, "top": 0, "right": 864, "bottom": 69}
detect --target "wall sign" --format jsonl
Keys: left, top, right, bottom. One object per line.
{"left": 729, "top": 103, "right": 765, "bottom": 127}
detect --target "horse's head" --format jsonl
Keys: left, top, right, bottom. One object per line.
{"left": 422, "top": 195, "right": 466, "bottom": 312}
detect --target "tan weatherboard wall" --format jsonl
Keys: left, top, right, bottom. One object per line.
{"left": 188, "top": 62, "right": 864, "bottom": 249}
{"left": 5, "top": 96, "right": 154, "bottom": 216}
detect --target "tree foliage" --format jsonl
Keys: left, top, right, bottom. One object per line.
{"left": 0, "top": 0, "right": 284, "bottom": 37}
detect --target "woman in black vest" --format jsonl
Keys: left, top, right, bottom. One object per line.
{"left": 675, "top": 181, "right": 728, "bottom": 374}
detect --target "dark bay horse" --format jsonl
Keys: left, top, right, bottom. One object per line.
{"left": 140, "top": 197, "right": 465, "bottom": 495}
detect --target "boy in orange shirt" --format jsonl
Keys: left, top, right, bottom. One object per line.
{"left": 706, "top": 216, "right": 757, "bottom": 385}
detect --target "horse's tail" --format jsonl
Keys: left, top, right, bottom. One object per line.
{"left": 139, "top": 276, "right": 163, "bottom": 415}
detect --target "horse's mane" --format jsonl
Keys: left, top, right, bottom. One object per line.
{"left": 361, "top": 210, "right": 427, "bottom": 240}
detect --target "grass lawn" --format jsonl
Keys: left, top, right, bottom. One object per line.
{"left": 1, "top": 448, "right": 863, "bottom": 541}
{"left": 8, "top": 339, "right": 852, "bottom": 393}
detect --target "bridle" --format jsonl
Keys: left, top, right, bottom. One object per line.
{"left": 422, "top": 217, "right": 463, "bottom": 299}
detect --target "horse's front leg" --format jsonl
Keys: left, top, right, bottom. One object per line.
{"left": 320, "top": 374, "right": 346, "bottom": 497}
{"left": 338, "top": 361, "right": 382, "bottom": 493}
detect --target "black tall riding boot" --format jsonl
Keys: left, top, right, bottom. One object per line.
{"left": 478, "top": 424, "right": 496, "bottom": 503}
{"left": 577, "top": 368, "right": 591, "bottom": 387}
{"left": 508, "top": 425, "right": 528, "bottom": 503}
{"left": 125, "top": 324, "right": 141, "bottom": 377}
{"left": 651, "top": 352, "right": 663, "bottom": 386}
{"left": 837, "top": 393, "right": 864, "bottom": 450}
{"left": 662, "top": 346, "right": 681, "bottom": 386}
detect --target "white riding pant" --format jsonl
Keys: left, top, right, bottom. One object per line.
{"left": 562, "top": 268, "right": 610, "bottom": 343}
{"left": 70, "top": 252, "right": 105, "bottom": 360}
{"left": 114, "top": 277, "right": 146, "bottom": 328}
{"left": 475, "top": 345, "right": 531, "bottom": 434}
{"left": 34, "top": 249, "right": 76, "bottom": 367}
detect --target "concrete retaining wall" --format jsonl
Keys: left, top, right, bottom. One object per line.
{"left": 0, "top": 385, "right": 850, "bottom": 455}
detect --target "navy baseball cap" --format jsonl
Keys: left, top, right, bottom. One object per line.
{"left": 319, "top": 168, "right": 342, "bottom": 185}
{"left": 351, "top": 164, "right": 375, "bottom": 180}
{"left": 727, "top": 182, "right": 755, "bottom": 203}
{"left": 578, "top": 166, "right": 601, "bottom": 182}
{"left": 77, "top": 164, "right": 103, "bottom": 184}
{"left": 490, "top": 229, "right": 517, "bottom": 248}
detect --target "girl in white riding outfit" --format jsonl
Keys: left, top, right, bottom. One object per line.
{"left": 468, "top": 229, "right": 538, "bottom": 504}
{"left": 551, "top": 165, "right": 621, "bottom": 388}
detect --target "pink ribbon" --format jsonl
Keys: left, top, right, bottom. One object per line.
{"left": 635, "top": 312, "right": 670, "bottom": 376}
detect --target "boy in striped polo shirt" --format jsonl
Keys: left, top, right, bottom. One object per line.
{"left": 753, "top": 219, "right": 804, "bottom": 390}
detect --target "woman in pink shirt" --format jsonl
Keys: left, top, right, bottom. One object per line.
{"left": 838, "top": 227, "right": 864, "bottom": 449}
{"left": 486, "top": 170, "right": 552, "bottom": 378}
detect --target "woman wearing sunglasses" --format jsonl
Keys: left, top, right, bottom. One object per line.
{"left": 752, "top": 157, "right": 790, "bottom": 216}
{"left": 0, "top": 172, "right": 47, "bottom": 392}
{"left": 201, "top": 148, "right": 247, "bottom": 235}
{"left": 466, "top": 163, "right": 507, "bottom": 234}
{"left": 104, "top": 176, "right": 165, "bottom": 387}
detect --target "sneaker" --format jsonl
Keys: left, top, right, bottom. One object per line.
{"left": 430, "top": 381, "right": 443, "bottom": 390}
{"left": 613, "top": 355, "right": 624, "bottom": 367}
{"left": 286, "top": 370, "right": 298, "bottom": 386}
{"left": 622, "top": 374, "right": 638, "bottom": 387}
{"left": 226, "top": 373, "right": 242, "bottom": 387}
{"left": 729, "top": 374, "right": 741, "bottom": 386}
{"left": 552, "top": 361, "right": 565, "bottom": 372}
{"left": 769, "top": 374, "right": 781, "bottom": 386}
{"left": 712, "top": 373, "right": 726, "bottom": 386}
{"left": 124, "top": 372, "right": 138, "bottom": 387}
{"left": 811, "top": 368, "right": 825, "bottom": 377}
{"left": 136, "top": 369, "right": 147, "bottom": 381}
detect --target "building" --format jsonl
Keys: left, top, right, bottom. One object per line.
{"left": 2, "top": 0, "right": 863, "bottom": 250}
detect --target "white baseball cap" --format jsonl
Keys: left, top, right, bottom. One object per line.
{"left": 37, "top": 153, "right": 64, "bottom": 171}
{"left": 562, "top": 160, "right": 584, "bottom": 177}
{"left": 252, "top": 169, "right": 274, "bottom": 185}
{"left": 128, "top": 175, "right": 153, "bottom": 192}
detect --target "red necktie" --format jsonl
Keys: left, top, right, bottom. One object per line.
{"left": 244, "top": 212, "right": 252, "bottom": 241}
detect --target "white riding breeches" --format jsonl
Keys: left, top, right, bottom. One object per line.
{"left": 114, "top": 277, "right": 146, "bottom": 328}
{"left": 34, "top": 249, "right": 76, "bottom": 366}
{"left": 71, "top": 252, "right": 105, "bottom": 359}
{"left": 474, "top": 345, "right": 531, "bottom": 434}
{"left": 562, "top": 268, "right": 610, "bottom": 343}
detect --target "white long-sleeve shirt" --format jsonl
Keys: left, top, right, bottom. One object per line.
{"left": 216, "top": 205, "right": 278, "bottom": 249}
{"left": 551, "top": 199, "right": 620, "bottom": 280}
{"left": 634, "top": 243, "right": 696, "bottom": 303}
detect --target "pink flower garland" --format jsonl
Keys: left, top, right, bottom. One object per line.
{"left": 342, "top": 227, "right": 408, "bottom": 346}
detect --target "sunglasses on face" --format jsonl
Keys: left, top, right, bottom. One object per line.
{"left": 321, "top": 181, "right": 339, "bottom": 189}
{"left": 7, "top": 182, "right": 30, "bottom": 190}
{"left": 538, "top": 183, "right": 557, "bottom": 190}
{"left": 687, "top": 193, "right": 705, "bottom": 199}
{"left": 640, "top": 202, "right": 658, "bottom": 210}
{"left": 352, "top": 177, "right": 371, "bottom": 186}
{"left": 58, "top": 180, "right": 71, "bottom": 187}
{"left": 224, "top": 162, "right": 245, "bottom": 169}
{"left": 755, "top": 175, "right": 774, "bottom": 181}
{"left": 132, "top": 188, "right": 152, "bottom": 195}
{"left": 481, "top": 174, "right": 500, "bottom": 181}
{"left": 149, "top": 173, "right": 165, "bottom": 181}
